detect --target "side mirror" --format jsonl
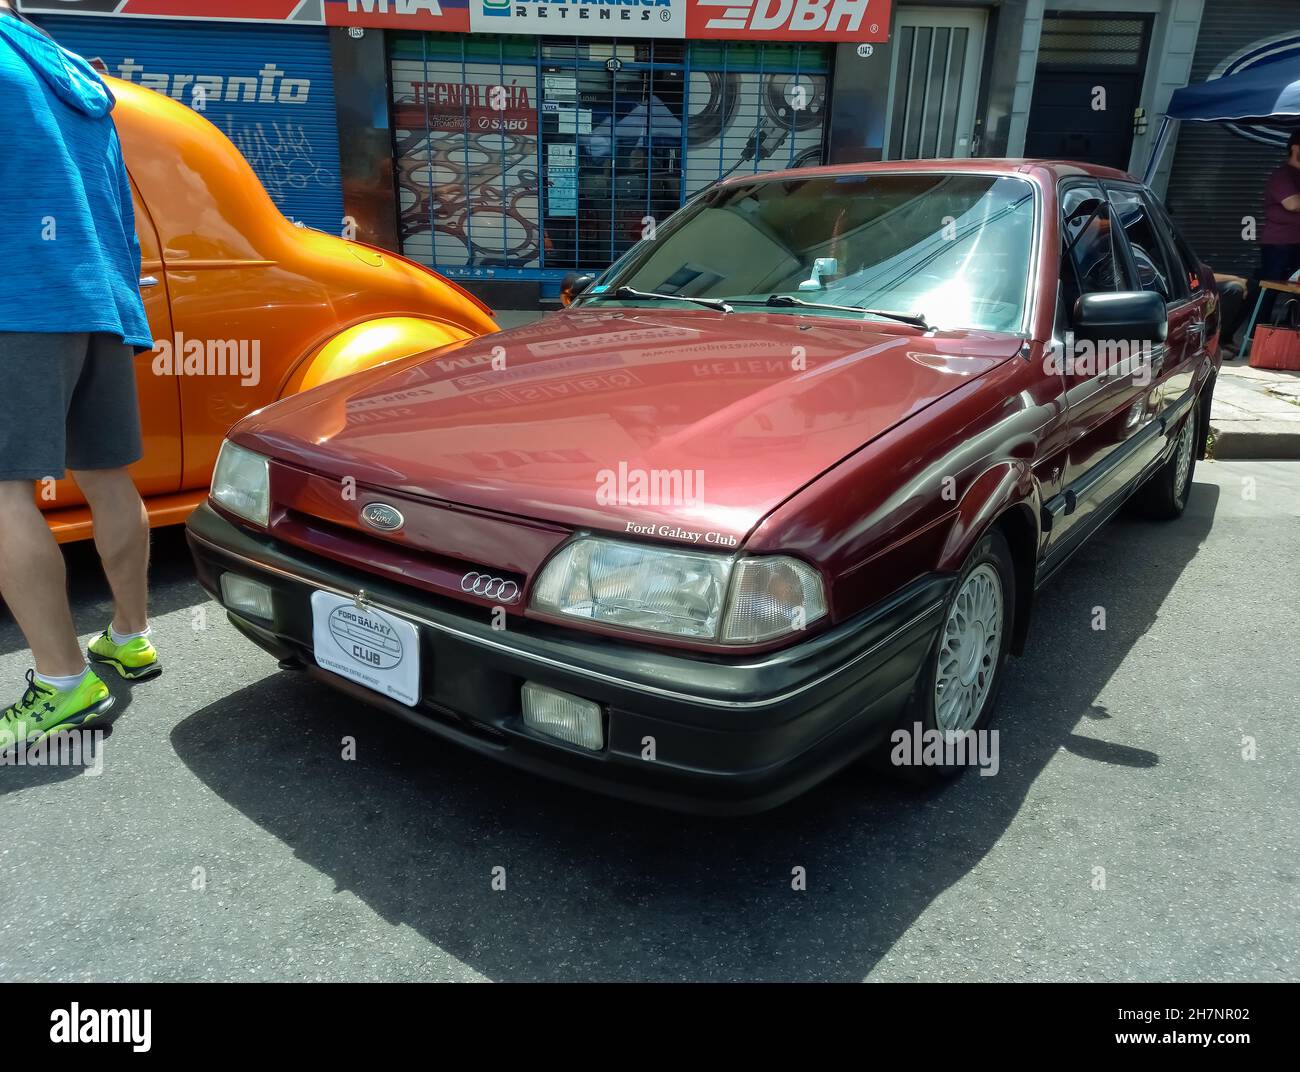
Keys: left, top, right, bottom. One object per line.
{"left": 1072, "top": 290, "right": 1167, "bottom": 344}
{"left": 561, "top": 272, "right": 595, "bottom": 307}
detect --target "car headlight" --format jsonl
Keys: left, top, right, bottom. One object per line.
{"left": 530, "top": 536, "right": 827, "bottom": 644}
{"left": 210, "top": 441, "right": 270, "bottom": 527}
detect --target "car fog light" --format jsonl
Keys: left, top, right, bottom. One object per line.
{"left": 220, "top": 573, "right": 274, "bottom": 621}
{"left": 521, "top": 682, "right": 604, "bottom": 751}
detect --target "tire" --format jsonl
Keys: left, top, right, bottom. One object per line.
{"left": 1131, "top": 407, "right": 1198, "bottom": 520}
{"left": 878, "top": 528, "right": 1016, "bottom": 784}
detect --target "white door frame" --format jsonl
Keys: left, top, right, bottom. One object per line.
{"left": 884, "top": 7, "right": 988, "bottom": 159}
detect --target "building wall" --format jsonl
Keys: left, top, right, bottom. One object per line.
{"left": 1002, "top": 0, "right": 1203, "bottom": 183}
{"left": 1003, "top": 0, "right": 1043, "bottom": 159}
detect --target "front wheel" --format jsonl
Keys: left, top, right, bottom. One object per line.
{"left": 880, "top": 528, "right": 1016, "bottom": 783}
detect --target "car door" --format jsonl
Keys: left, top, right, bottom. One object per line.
{"left": 43, "top": 178, "right": 182, "bottom": 512}
{"left": 1142, "top": 189, "right": 1211, "bottom": 429}
{"left": 1104, "top": 182, "right": 1197, "bottom": 437}
{"left": 1048, "top": 180, "right": 1159, "bottom": 553}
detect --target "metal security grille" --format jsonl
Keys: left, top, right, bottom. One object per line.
{"left": 388, "top": 33, "right": 830, "bottom": 282}
{"left": 1162, "top": 1, "right": 1297, "bottom": 276}
{"left": 1037, "top": 15, "right": 1150, "bottom": 70}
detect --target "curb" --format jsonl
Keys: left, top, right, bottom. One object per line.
{"left": 1210, "top": 366, "right": 1300, "bottom": 460}
{"left": 1210, "top": 425, "right": 1300, "bottom": 460}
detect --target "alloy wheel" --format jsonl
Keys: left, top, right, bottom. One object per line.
{"left": 935, "top": 563, "right": 1004, "bottom": 733}
{"left": 1173, "top": 416, "right": 1195, "bottom": 503}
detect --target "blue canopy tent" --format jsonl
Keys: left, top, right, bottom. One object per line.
{"left": 1143, "top": 53, "right": 1300, "bottom": 183}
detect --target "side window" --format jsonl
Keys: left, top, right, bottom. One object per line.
{"left": 1106, "top": 187, "right": 1176, "bottom": 302}
{"left": 1061, "top": 184, "right": 1124, "bottom": 303}
{"left": 1146, "top": 195, "right": 1204, "bottom": 298}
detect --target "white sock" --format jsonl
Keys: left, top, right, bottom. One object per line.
{"left": 35, "top": 666, "right": 90, "bottom": 692}
{"left": 111, "top": 624, "right": 151, "bottom": 646}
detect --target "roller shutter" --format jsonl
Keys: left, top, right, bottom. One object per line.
{"left": 36, "top": 15, "right": 344, "bottom": 234}
{"left": 1162, "top": 5, "right": 1300, "bottom": 277}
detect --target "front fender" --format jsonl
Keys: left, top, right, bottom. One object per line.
{"left": 279, "top": 317, "right": 481, "bottom": 397}
{"left": 937, "top": 460, "right": 1040, "bottom": 571}
{"left": 939, "top": 460, "right": 1042, "bottom": 654}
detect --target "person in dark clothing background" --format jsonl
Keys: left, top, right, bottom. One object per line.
{"left": 1229, "top": 128, "right": 1300, "bottom": 353}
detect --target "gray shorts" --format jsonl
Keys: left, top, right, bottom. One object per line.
{"left": 0, "top": 332, "right": 144, "bottom": 482}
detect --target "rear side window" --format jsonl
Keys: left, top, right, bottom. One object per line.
{"left": 1106, "top": 187, "right": 1177, "bottom": 301}
{"left": 1146, "top": 195, "right": 1205, "bottom": 297}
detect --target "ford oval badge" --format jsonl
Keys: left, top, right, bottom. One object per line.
{"left": 360, "top": 502, "right": 405, "bottom": 533}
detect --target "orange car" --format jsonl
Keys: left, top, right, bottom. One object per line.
{"left": 42, "top": 76, "right": 498, "bottom": 543}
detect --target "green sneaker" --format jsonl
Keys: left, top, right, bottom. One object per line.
{"left": 89, "top": 629, "right": 162, "bottom": 681}
{"left": 1, "top": 669, "right": 115, "bottom": 749}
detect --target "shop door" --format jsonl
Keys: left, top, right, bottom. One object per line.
{"left": 540, "top": 49, "right": 686, "bottom": 273}
{"left": 1024, "top": 14, "right": 1153, "bottom": 171}
{"left": 884, "top": 8, "right": 987, "bottom": 159}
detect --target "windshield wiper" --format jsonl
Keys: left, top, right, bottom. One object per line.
{"left": 586, "top": 286, "right": 732, "bottom": 313}
{"left": 724, "top": 294, "right": 929, "bottom": 329}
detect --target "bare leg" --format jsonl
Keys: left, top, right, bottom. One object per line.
{"left": 0, "top": 481, "right": 86, "bottom": 678}
{"left": 72, "top": 468, "right": 150, "bottom": 635}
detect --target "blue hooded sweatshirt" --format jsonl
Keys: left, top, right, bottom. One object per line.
{"left": 0, "top": 12, "right": 152, "bottom": 350}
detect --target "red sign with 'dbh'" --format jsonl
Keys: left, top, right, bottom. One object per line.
{"left": 687, "top": 0, "right": 890, "bottom": 41}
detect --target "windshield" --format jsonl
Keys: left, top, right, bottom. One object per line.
{"left": 582, "top": 172, "right": 1037, "bottom": 333}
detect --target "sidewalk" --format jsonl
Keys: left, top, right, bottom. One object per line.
{"left": 1210, "top": 361, "right": 1300, "bottom": 459}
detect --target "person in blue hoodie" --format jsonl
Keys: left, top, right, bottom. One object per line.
{"left": 0, "top": 0, "right": 162, "bottom": 752}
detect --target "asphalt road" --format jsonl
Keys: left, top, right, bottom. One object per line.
{"left": 1, "top": 460, "right": 1297, "bottom": 982}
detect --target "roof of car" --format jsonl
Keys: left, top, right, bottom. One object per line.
{"left": 720, "top": 158, "right": 1137, "bottom": 187}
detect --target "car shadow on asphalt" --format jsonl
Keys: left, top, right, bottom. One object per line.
{"left": 0, "top": 527, "right": 207, "bottom": 660}
{"left": 168, "top": 481, "right": 1220, "bottom": 981}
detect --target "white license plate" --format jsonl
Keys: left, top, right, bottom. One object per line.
{"left": 310, "top": 591, "right": 421, "bottom": 708}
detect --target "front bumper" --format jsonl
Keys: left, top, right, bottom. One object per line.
{"left": 186, "top": 504, "right": 951, "bottom": 814}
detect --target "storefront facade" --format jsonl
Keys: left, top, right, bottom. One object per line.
{"left": 25, "top": 0, "right": 893, "bottom": 305}
{"left": 388, "top": 33, "right": 834, "bottom": 287}
{"left": 27, "top": 0, "right": 1241, "bottom": 305}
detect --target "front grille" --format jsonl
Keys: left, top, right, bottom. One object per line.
{"left": 271, "top": 508, "right": 523, "bottom": 623}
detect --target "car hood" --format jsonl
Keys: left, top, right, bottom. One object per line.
{"left": 233, "top": 308, "right": 1023, "bottom": 543}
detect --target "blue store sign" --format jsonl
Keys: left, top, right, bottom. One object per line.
{"left": 37, "top": 15, "right": 344, "bottom": 234}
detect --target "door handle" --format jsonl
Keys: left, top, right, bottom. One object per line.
{"left": 139, "top": 275, "right": 159, "bottom": 288}
{"left": 1146, "top": 342, "right": 1166, "bottom": 378}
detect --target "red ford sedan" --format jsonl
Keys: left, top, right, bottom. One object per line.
{"left": 186, "top": 160, "right": 1219, "bottom": 814}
